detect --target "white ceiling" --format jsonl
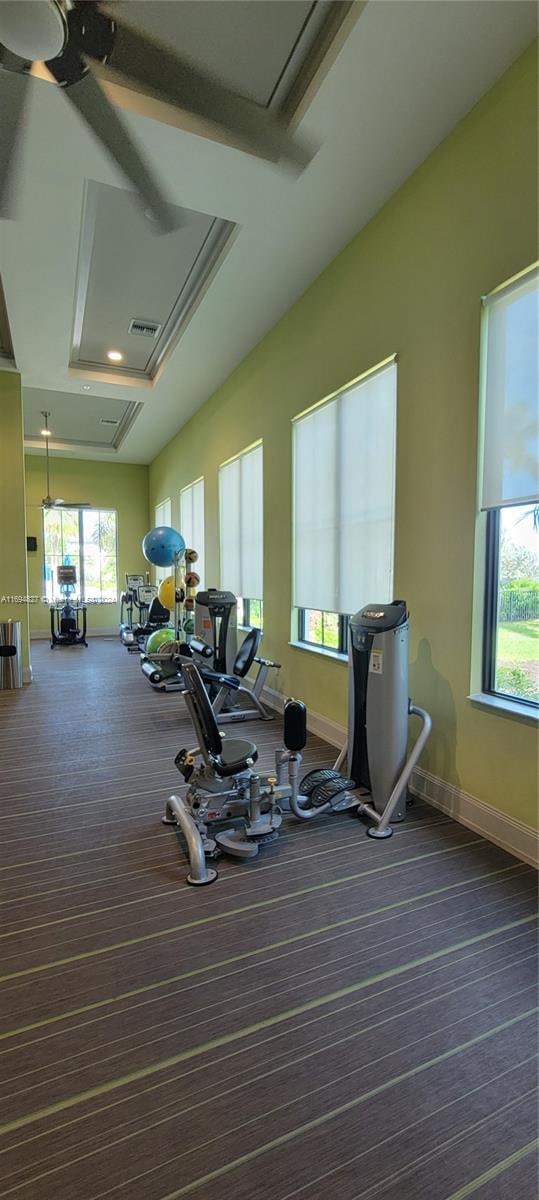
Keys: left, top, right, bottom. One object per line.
{"left": 112, "top": 0, "right": 329, "bottom": 106}
{"left": 23, "top": 387, "right": 139, "bottom": 448}
{"left": 72, "top": 181, "right": 229, "bottom": 376}
{"left": 1, "top": 0, "right": 537, "bottom": 464}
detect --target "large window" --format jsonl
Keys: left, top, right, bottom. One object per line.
{"left": 43, "top": 508, "right": 117, "bottom": 602}
{"left": 154, "top": 497, "right": 172, "bottom": 585}
{"left": 219, "top": 442, "right": 263, "bottom": 625}
{"left": 480, "top": 263, "right": 538, "bottom": 707}
{"left": 180, "top": 478, "right": 205, "bottom": 588}
{"left": 292, "top": 359, "right": 397, "bottom": 651}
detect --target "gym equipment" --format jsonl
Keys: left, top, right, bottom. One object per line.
{"left": 194, "top": 589, "right": 237, "bottom": 674}
{"left": 162, "top": 658, "right": 307, "bottom": 886}
{"left": 192, "top": 591, "right": 279, "bottom": 720}
{"left": 119, "top": 574, "right": 169, "bottom": 651}
{"left": 141, "top": 602, "right": 279, "bottom": 721}
{"left": 145, "top": 626, "right": 176, "bottom": 656}
{"left": 50, "top": 565, "right": 87, "bottom": 648}
{"left": 143, "top": 526, "right": 185, "bottom": 568}
{"left": 290, "top": 600, "right": 431, "bottom": 838}
{"left": 140, "top": 587, "right": 237, "bottom": 691}
{"left": 199, "top": 626, "right": 280, "bottom": 722}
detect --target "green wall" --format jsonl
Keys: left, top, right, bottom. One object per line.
{"left": 25, "top": 455, "right": 149, "bottom": 633}
{"left": 0, "top": 371, "right": 30, "bottom": 674}
{"left": 149, "top": 44, "right": 538, "bottom": 828}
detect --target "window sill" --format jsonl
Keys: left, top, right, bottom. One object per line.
{"left": 468, "top": 692, "right": 539, "bottom": 724}
{"left": 289, "top": 640, "right": 347, "bottom": 664}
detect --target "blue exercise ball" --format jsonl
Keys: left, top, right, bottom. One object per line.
{"left": 142, "top": 526, "right": 185, "bottom": 567}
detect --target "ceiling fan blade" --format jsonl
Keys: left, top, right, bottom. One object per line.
{"left": 0, "top": 66, "right": 28, "bottom": 218}
{"left": 59, "top": 60, "right": 179, "bottom": 233}
{"left": 41, "top": 499, "right": 92, "bottom": 509}
{"left": 97, "top": 12, "right": 313, "bottom": 169}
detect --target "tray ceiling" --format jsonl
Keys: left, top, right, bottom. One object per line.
{"left": 0, "top": 0, "right": 536, "bottom": 463}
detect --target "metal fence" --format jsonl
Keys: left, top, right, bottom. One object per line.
{"left": 499, "top": 588, "right": 539, "bottom": 623}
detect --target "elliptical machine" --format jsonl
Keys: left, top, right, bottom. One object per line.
{"left": 290, "top": 601, "right": 431, "bottom": 838}
{"left": 50, "top": 565, "right": 87, "bottom": 648}
{"left": 119, "top": 574, "right": 169, "bottom": 651}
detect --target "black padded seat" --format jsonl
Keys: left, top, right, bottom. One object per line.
{"left": 180, "top": 658, "right": 258, "bottom": 777}
{"left": 147, "top": 597, "right": 170, "bottom": 625}
{"left": 214, "top": 738, "right": 258, "bottom": 777}
{"left": 233, "top": 627, "right": 261, "bottom": 678}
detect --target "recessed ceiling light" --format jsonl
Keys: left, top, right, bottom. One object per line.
{"left": 82, "top": 384, "right": 91, "bottom": 391}
{"left": 41, "top": 428, "right": 51, "bottom": 437}
{"left": 107, "top": 350, "right": 123, "bottom": 363}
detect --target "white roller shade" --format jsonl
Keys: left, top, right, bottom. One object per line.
{"left": 293, "top": 362, "right": 396, "bottom": 614}
{"left": 180, "top": 478, "right": 205, "bottom": 587}
{"left": 154, "top": 498, "right": 171, "bottom": 528}
{"left": 219, "top": 443, "right": 263, "bottom": 598}
{"left": 154, "top": 498, "right": 172, "bottom": 583}
{"left": 480, "top": 264, "right": 538, "bottom": 510}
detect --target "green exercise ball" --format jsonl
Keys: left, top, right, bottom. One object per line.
{"left": 145, "top": 627, "right": 175, "bottom": 655}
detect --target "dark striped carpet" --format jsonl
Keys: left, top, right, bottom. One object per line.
{"left": 0, "top": 638, "right": 537, "bottom": 1200}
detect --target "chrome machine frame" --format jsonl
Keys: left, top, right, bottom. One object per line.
{"left": 289, "top": 601, "right": 431, "bottom": 838}
{"left": 162, "top": 659, "right": 306, "bottom": 885}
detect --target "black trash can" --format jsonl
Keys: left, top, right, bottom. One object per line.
{"left": 0, "top": 621, "right": 23, "bottom": 689}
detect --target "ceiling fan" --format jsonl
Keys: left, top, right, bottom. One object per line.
{"left": 39, "top": 411, "right": 91, "bottom": 508}
{"left": 0, "top": 0, "right": 313, "bottom": 234}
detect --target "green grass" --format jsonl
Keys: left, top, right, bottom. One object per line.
{"left": 497, "top": 619, "right": 539, "bottom": 663}
{"left": 496, "top": 619, "right": 538, "bottom": 702}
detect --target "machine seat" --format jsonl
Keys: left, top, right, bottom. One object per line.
{"left": 233, "top": 627, "right": 262, "bottom": 678}
{"left": 148, "top": 597, "right": 170, "bottom": 625}
{"left": 179, "top": 657, "right": 258, "bottom": 778}
{"left": 211, "top": 737, "right": 258, "bottom": 777}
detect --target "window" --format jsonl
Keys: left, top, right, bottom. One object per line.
{"left": 154, "top": 497, "right": 172, "bottom": 585}
{"left": 43, "top": 508, "right": 117, "bottom": 602}
{"left": 238, "top": 598, "right": 264, "bottom": 629}
{"left": 480, "top": 263, "right": 538, "bottom": 707}
{"left": 484, "top": 506, "right": 539, "bottom": 704}
{"left": 180, "top": 478, "right": 205, "bottom": 588}
{"left": 293, "top": 359, "right": 397, "bottom": 649}
{"left": 219, "top": 442, "right": 263, "bottom": 620}
{"left": 298, "top": 609, "right": 348, "bottom": 653}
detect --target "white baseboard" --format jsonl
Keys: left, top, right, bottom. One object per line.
{"left": 261, "top": 683, "right": 538, "bottom": 868}
{"left": 411, "top": 766, "right": 538, "bottom": 869}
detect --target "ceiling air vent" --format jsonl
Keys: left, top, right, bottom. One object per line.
{"left": 128, "top": 318, "right": 162, "bottom": 339}
{"left": 100, "top": 417, "right": 120, "bottom": 426}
